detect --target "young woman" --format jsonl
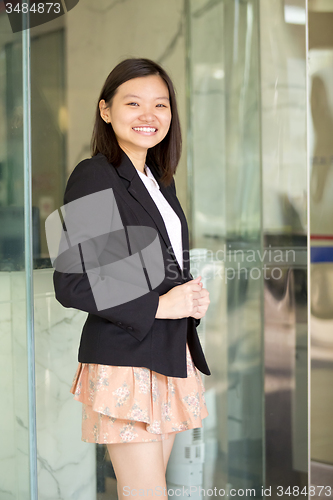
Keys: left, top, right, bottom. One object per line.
{"left": 53, "top": 58, "right": 211, "bottom": 498}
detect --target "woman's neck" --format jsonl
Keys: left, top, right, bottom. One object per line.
{"left": 120, "top": 145, "right": 147, "bottom": 174}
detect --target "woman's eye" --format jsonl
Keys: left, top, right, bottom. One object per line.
{"left": 127, "top": 102, "right": 167, "bottom": 108}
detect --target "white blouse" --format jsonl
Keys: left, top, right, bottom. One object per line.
{"left": 136, "top": 164, "right": 183, "bottom": 270}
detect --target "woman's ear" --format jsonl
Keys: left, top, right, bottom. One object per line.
{"left": 99, "top": 99, "right": 110, "bottom": 123}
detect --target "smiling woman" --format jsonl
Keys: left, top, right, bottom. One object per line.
{"left": 53, "top": 57, "right": 211, "bottom": 498}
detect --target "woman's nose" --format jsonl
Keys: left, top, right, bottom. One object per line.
{"left": 139, "top": 109, "right": 156, "bottom": 120}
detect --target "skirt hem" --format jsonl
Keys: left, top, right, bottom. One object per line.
{"left": 71, "top": 342, "right": 209, "bottom": 444}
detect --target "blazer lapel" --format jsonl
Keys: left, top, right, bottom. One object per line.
{"left": 115, "top": 150, "right": 189, "bottom": 277}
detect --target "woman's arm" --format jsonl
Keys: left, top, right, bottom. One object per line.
{"left": 53, "top": 158, "right": 160, "bottom": 342}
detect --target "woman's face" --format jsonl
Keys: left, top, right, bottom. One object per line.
{"left": 100, "top": 75, "right": 172, "bottom": 155}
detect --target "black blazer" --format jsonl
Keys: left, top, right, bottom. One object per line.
{"left": 53, "top": 150, "right": 211, "bottom": 378}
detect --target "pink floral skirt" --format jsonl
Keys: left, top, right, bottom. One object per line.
{"left": 70, "top": 342, "right": 209, "bottom": 444}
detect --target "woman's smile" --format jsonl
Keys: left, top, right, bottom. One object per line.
{"left": 132, "top": 126, "right": 158, "bottom": 136}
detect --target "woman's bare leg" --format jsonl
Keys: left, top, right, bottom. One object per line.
{"left": 161, "top": 432, "right": 177, "bottom": 472}
{"left": 107, "top": 440, "right": 167, "bottom": 499}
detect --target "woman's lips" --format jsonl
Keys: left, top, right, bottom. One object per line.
{"left": 132, "top": 128, "right": 158, "bottom": 136}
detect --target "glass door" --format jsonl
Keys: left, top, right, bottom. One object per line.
{"left": 186, "top": 0, "right": 309, "bottom": 497}
{"left": 186, "top": 0, "right": 264, "bottom": 495}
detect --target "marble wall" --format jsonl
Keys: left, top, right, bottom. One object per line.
{"left": 34, "top": 270, "right": 96, "bottom": 499}
{"left": 0, "top": 270, "right": 96, "bottom": 500}
{"left": 0, "top": 273, "right": 30, "bottom": 500}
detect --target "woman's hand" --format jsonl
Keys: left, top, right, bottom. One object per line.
{"left": 190, "top": 280, "right": 210, "bottom": 320}
{"left": 155, "top": 275, "right": 210, "bottom": 320}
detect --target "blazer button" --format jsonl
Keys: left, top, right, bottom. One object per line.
{"left": 126, "top": 326, "right": 133, "bottom": 331}
{"left": 117, "top": 321, "right": 123, "bottom": 326}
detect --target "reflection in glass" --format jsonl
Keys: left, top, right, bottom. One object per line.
{"left": 309, "top": 45, "right": 333, "bottom": 474}
{"left": 187, "top": 0, "right": 264, "bottom": 495}
{"left": 260, "top": 0, "right": 308, "bottom": 491}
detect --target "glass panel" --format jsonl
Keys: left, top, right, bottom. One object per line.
{"left": 187, "top": 0, "right": 264, "bottom": 495}
{"left": 31, "top": 28, "right": 66, "bottom": 267}
{"left": 308, "top": 0, "right": 333, "bottom": 487}
{"left": 259, "top": 0, "right": 308, "bottom": 491}
{"left": 0, "top": 10, "right": 32, "bottom": 500}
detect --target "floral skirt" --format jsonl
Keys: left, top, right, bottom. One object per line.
{"left": 70, "top": 342, "right": 209, "bottom": 444}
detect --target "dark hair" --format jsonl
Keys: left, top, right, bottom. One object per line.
{"left": 91, "top": 58, "right": 182, "bottom": 186}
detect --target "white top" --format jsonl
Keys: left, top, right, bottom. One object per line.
{"left": 136, "top": 164, "right": 183, "bottom": 270}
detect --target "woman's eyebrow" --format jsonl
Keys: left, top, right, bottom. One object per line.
{"left": 123, "top": 93, "right": 170, "bottom": 101}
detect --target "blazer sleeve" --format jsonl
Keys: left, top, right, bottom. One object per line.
{"left": 52, "top": 158, "right": 160, "bottom": 342}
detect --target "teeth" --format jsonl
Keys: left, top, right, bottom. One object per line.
{"left": 133, "top": 127, "right": 157, "bottom": 132}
